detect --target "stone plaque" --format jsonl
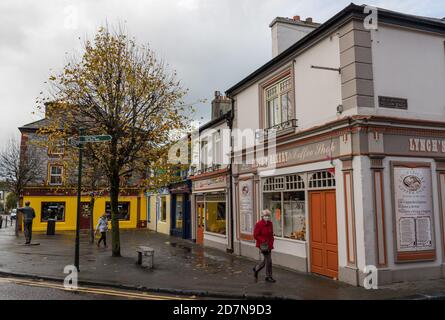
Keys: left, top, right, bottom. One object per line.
{"left": 379, "top": 96, "right": 408, "bottom": 110}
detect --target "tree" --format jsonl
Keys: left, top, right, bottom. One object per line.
{"left": 39, "top": 26, "right": 192, "bottom": 257}
{"left": 6, "top": 192, "right": 18, "bottom": 212}
{"left": 0, "top": 137, "right": 43, "bottom": 234}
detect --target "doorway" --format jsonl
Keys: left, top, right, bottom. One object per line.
{"left": 79, "top": 202, "right": 91, "bottom": 230}
{"left": 309, "top": 190, "right": 338, "bottom": 279}
{"left": 196, "top": 202, "right": 205, "bottom": 245}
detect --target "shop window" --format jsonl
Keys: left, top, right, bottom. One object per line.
{"left": 263, "top": 174, "right": 306, "bottom": 240}
{"left": 175, "top": 195, "right": 183, "bottom": 229}
{"left": 308, "top": 171, "right": 336, "bottom": 189}
{"left": 159, "top": 196, "right": 167, "bottom": 222}
{"left": 48, "top": 165, "right": 63, "bottom": 186}
{"left": 105, "top": 202, "right": 130, "bottom": 221}
{"left": 41, "top": 202, "right": 65, "bottom": 222}
{"left": 204, "top": 194, "right": 226, "bottom": 235}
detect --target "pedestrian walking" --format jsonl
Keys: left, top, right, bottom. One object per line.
{"left": 95, "top": 213, "right": 108, "bottom": 248}
{"left": 17, "top": 201, "right": 36, "bottom": 244}
{"left": 253, "top": 209, "right": 276, "bottom": 283}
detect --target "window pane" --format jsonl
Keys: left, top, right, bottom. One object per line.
{"left": 267, "top": 100, "right": 273, "bottom": 128}
{"left": 105, "top": 202, "right": 130, "bottom": 221}
{"left": 281, "top": 93, "right": 291, "bottom": 122}
{"left": 283, "top": 191, "right": 306, "bottom": 240}
{"left": 41, "top": 202, "right": 65, "bottom": 222}
{"left": 175, "top": 195, "right": 183, "bottom": 229}
{"left": 273, "top": 97, "right": 280, "bottom": 126}
{"left": 263, "top": 192, "right": 282, "bottom": 237}
{"left": 160, "top": 197, "right": 167, "bottom": 221}
{"left": 205, "top": 201, "right": 226, "bottom": 235}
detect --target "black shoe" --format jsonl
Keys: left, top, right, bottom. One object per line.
{"left": 253, "top": 267, "right": 258, "bottom": 280}
{"left": 265, "top": 277, "right": 276, "bottom": 283}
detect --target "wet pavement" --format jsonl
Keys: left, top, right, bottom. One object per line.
{"left": 0, "top": 225, "right": 445, "bottom": 299}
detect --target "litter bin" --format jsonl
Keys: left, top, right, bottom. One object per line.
{"left": 47, "top": 218, "right": 56, "bottom": 235}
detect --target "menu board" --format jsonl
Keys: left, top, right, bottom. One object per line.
{"left": 393, "top": 164, "right": 435, "bottom": 258}
{"left": 239, "top": 179, "right": 254, "bottom": 237}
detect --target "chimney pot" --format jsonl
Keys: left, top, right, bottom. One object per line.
{"left": 306, "top": 17, "right": 313, "bottom": 23}
{"left": 292, "top": 15, "right": 300, "bottom": 21}
{"left": 214, "top": 91, "right": 221, "bottom": 97}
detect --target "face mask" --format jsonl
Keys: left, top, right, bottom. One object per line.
{"left": 263, "top": 216, "right": 271, "bottom": 222}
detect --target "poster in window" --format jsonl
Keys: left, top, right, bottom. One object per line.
{"left": 239, "top": 179, "right": 254, "bottom": 236}
{"left": 393, "top": 164, "right": 435, "bottom": 260}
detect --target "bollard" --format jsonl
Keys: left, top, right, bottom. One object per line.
{"left": 0, "top": 217, "right": 3, "bottom": 229}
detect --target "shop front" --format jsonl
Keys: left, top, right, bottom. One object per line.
{"left": 191, "top": 170, "right": 230, "bottom": 251}
{"left": 232, "top": 116, "right": 445, "bottom": 286}
{"left": 169, "top": 180, "right": 192, "bottom": 240}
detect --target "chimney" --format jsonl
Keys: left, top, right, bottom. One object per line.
{"left": 270, "top": 16, "right": 319, "bottom": 58}
{"left": 211, "top": 91, "right": 232, "bottom": 120}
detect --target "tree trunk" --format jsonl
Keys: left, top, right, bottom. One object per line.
{"left": 110, "top": 168, "right": 121, "bottom": 257}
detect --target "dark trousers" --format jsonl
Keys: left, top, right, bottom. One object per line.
{"left": 24, "top": 221, "right": 33, "bottom": 243}
{"left": 254, "top": 250, "right": 272, "bottom": 277}
{"left": 98, "top": 232, "right": 107, "bottom": 246}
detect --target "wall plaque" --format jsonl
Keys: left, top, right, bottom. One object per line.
{"left": 379, "top": 96, "right": 408, "bottom": 110}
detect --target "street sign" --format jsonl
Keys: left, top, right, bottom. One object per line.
{"left": 79, "top": 135, "right": 112, "bottom": 143}
{"left": 68, "top": 135, "right": 112, "bottom": 146}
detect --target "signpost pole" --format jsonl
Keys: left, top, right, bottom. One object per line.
{"left": 74, "top": 128, "right": 84, "bottom": 272}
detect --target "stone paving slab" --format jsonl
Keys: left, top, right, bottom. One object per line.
{"left": 0, "top": 226, "right": 444, "bottom": 299}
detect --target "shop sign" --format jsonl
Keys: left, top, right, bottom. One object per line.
{"left": 242, "top": 139, "right": 338, "bottom": 171}
{"left": 392, "top": 163, "right": 436, "bottom": 261}
{"left": 409, "top": 138, "right": 445, "bottom": 154}
{"left": 239, "top": 179, "right": 254, "bottom": 237}
{"left": 193, "top": 176, "right": 226, "bottom": 191}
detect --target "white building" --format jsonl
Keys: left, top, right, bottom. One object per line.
{"left": 226, "top": 4, "right": 445, "bottom": 286}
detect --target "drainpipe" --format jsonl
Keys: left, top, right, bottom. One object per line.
{"left": 225, "top": 106, "right": 235, "bottom": 254}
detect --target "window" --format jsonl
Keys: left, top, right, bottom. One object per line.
{"left": 200, "top": 139, "right": 208, "bottom": 171}
{"left": 264, "top": 76, "right": 292, "bottom": 128}
{"left": 41, "top": 202, "right": 65, "bottom": 222}
{"left": 175, "top": 195, "right": 183, "bottom": 229}
{"left": 263, "top": 174, "right": 306, "bottom": 240}
{"left": 48, "top": 140, "right": 65, "bottom": 156}
{"left": 49, "top": 165, "right": 63, "bottom": 186}
{"left": 204, "top": 194, "right": 226, "bottom": 235}
{"left": 308, "top": 171, "right": 336, "bottom": 189}
{"left": 213, "top": 130, "right": 221, "bottom": 166}
{"left": 105, "top": 202, "right": 130, "bottom": 221}
{"left": 159, "top": 196, "right": 167, "bottom": 222}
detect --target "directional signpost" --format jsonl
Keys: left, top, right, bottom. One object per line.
{"left": 70, "top": 130, "right": 112, "bottom": 272}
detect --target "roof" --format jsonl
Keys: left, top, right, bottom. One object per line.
{"left": 18, "top": 118, "right": 50, "bottom": 132}
{"left": 198, "top": 111, "right": 232, "bottom": 133}
{"left": 226, "top": 3, "right": 445, "bottom": 96}
{"left": 269, "top": 17, "right": 321, "bottom": 28}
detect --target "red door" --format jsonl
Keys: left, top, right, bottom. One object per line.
{"left": 196, "top": 203, "right": 204, "bottom": 245}
{"left": 79, "top": 202, "right": 91, "bottom": 230}
{"left": 309, "top": 190, "right": 338, "bottom": 279}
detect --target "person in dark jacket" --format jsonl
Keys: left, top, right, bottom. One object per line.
{"left": 17, "top": 201, "right": 36, "bottom": 244}
{"left": 253, "top": 209, "right": 276, "bottom": 283}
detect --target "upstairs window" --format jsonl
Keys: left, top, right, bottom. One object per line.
{"left": 264, "top": 76, "right": 292, "bottom": 128}
{"left": 49, "top": 165, "right": 63, "bottom": 186}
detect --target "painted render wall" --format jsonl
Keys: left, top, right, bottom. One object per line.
{"left": 294, "top": 33, "right": 343, "bottom": 131}
{"left": 369, "top": 24, "right": 445, "bottom": 121}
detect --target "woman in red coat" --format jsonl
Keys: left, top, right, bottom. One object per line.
{"left": 253, "top": 209, "right": 276, "bottom": 283}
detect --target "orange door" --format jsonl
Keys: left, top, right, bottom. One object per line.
{"left": 309, "top": 190, "right": 338, "bottom": 279}
{"left": 197, "top": 203, "right": 204, "bottom": 245}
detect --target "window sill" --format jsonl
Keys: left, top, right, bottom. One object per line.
{"left": 204, "top": 231, "right": 227, "bottom": 239}
{"left": 274, "top": 237, "right": 307, "bottom": 245}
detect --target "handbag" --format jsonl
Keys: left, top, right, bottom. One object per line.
{"left": 260, "top": 242, "right": 269, "bottom": 252}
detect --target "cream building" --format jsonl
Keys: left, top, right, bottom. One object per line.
{"left": 226, "top": 4, "right": 445, "bottom": 286}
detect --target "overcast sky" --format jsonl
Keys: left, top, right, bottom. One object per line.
{"left": 0, "top": 0, "right": 444, "bottom": 145}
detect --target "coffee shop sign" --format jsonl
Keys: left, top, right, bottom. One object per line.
{"left": 409, "top": 138, "right": 445, "bottom": 153}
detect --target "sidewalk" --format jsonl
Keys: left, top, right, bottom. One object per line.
{"left": 0, "top": 226, "right": 444, "bottom": 300}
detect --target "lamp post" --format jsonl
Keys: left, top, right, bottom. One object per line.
{"left": 74, "top": 128, "right": 84, "bottom": 272}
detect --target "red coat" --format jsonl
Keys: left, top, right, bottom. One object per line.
{"left": 253, "top": 219, "right": 274, "bottom": 250}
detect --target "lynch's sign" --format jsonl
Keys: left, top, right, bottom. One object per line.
{"left": 409, "top": 138, "right": 445, "bottom": 154}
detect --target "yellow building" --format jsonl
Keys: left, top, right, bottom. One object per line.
{"left": 22, "top": 188, "right": 147, "bottom": 232}
{"left": 146, "top": 190, "right": 171, "bottom": 235}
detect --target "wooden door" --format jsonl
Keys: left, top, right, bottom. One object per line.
{"left": 309, "top": 190, "right": 338, "bottom": 279}
{"left": 79, "top": 202, "right": 91, "bottom": 230}
{"left": 196, "top": 203, "right": 204, "bottom": 245}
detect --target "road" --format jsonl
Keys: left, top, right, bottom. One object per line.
{"left": 0, "top": 276, "right": 198, "bottom": 300}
